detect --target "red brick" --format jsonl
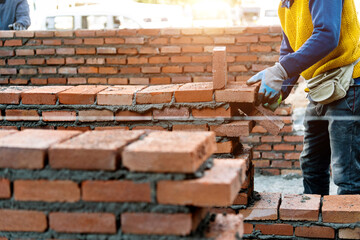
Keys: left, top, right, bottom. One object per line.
{"left": 48, "top": 77, "right": 66, "bottom": 84}
{"left": 64, "top": 38, "right": 83, "bottom": 45}
{"left": 204, "top": 28, "right": 224, "bottom": 34}
{"left": 97, "top": 47, "right": 116, "bottom": 55}
{"left": 0, "top": 209, "right": 47, "bottom": 232}
{"left": 250, "top": 45, "right": 272, "bottom": 52}
{"left": 127, "top": 78, "right": 148, "bottom": 85}
{"left": 182, "top": 46, "right": 203, "bottom": 53}
{"left": 120, "top": 67, "right": 141, "bottom": 74}
{"left": 215, "top": 141, "right": 235, "bottom": 154}
{"left": 58, "top": 85, "right": 107, "bottom": 105}
{"left": 99, "top": 67, "right": 118, "bottom": 74}
{"left": 21, "top": 86, "right": 72, "bottom": 105}
{"left": 54, "top": 30, "right": 73, "bottom": 37}
{"left": 239, "top": 192, "right": 280, "bottom": 220}
{"left": 14, "top": 180, "right": 80, "bottom": 202}
{"left": 295, "top": 226, "right": 335, "bottom": 239}
{"left": 78, "top": 66, "right": 98, "bottom": 74}
{"left": 7, "top": 59, "right": 25, "bottom": 65}
{"left": 251, "top": 125, "right": 267, "bottom": 133}
{"left": 149, "top": 37, "right": 168, "bottom": 44}
{"left": 0, "top": 86, "right": 34, "bottom": 104}
{"left": 210, "top": 121, "right": 252, "bottom": 137}
{"left": 82, "top": 180, "right": 151, "bottom": 202}
{"left": 76, "top": 48, "right": 96, "bottom": 55}
{"left": 150, "top": 77, "right": 171, "bottom": 84}
{"left": 49, "top": 212, "right": 116, "bottom": 234}
{"left": 206, "top": 214, "right": 244, "bottom": 239}
{"left": 95, "top": 29, "right": 117, "bottom": 36}
{"left": 97, "top": 85, "right": 145, "bottom": 106}
{"left": 86, "top": 58, "right": 105, "bottom": 65}
{"left": 123, "top": 131, "right": 216, "bottom": 173}
{"left": 78, "top": 110, "right": 113, "bottom": 122}
{"left": 132, "top": 125, "right": 166, "bottom": 131}
{"left": 255, "top": 224, "right": 293, "bottom": 236}
{"left": 157, "top": 159, "right": 244, "bottom": 206}
{"left": 175, "top": 82, "right": 213, "bottom": 103}
{"left": 172, "top": 76, "right": 192, "bottom": 84}
{"left": 122, "top": 211, "right": 204, "bottom": 236}
{"left": 280, "top": 194, "right": 320, "bottom": 221}
{"left": 84, "top": 38, "right": 104, "bottom": 45}
{"left": 35, "top": 31, "right": 55, "bottom": 37}
{"left": 0, "top": 31, "right": 14, "bottom": 38}
{"left": 36, "top": 48, "right": 55, "bottom": 55}
{"left": 170, "top": 37, "right": 191, "bottom": 44}
{"left": 0, "top": 179, "right": 10, "bottom": 199}
{"left": 339, "top": 228, "right": 360, "bottom": 239}
{"left": 141, "top": 66, "right": 160, "bottom": 73}
{"left": 192, "top": 55, "right": 212, "bottom": 63}
{"left": 262, "top": 136, "right": 282, "bottom": 143}
{"left": 274, "top": 144, "right": 295, "bottom": 151}
{"left": 262, "top": 152, "right": 283, "bottom": 159}
{"left": 215, "top": 83, "right": 256, "bottom": 103}
{"left": 243, "top": 223, "right": 253, "bottom": 234}
{"left": 149, "top": 56, "right": 169, "bottom": 64}
{"left": 9, "top": 78, "right": 28, "bottom": 85}
{"left": 56, "top": 48, "right": 75, "bottom": 55}
{"left": 322, "top": 195, "right": 360, "bottom": 223}
{"left": 19, "top": 68, "right": 37, "bottom": 75}
{"left": 153, "top": 107, "right": 190, "bottom": 120}
{"left": 125, "top": 37, "right": 144, "bottom": 44}
{"left": 192, "top": 107, "right": 232, "bottom": 119}
{"left": 254, "top": 144, "right": 271, "bottom": 151}
{"left": 172, "top": 124, "right": 208, "bottom": 131}
{"left": 108, "top": 77, "right": 128, "bottom": 85}
{"left": 116, "top": 110, "right": 151, "bottom": 122}
{"left": 271, "top": 160, "right": 292, "bottom": 168}
{"left": 171, "top": 56, "right": 191, "bottom": 63}
{"left": 42, "top": 39, "right": 61, "bottom": 46}
{"left": 104, "top": 38, "right": 125, "bottom": 44}
{"left": 161, "top": 46, "right": 181, "bottom": 53}
{"left": 227, "top": 46, "right": 248, "bottom": 53}
{"left": 260, "top": 35, "right": 282, "bottom": 42}
{"left": 0, "top": 130, "right": 80, "bottom": 169}
{"left": 65, "top": 57, "right": 84, "bottom": 65}
{"left": 236, "top": 35, "right": 258, "bottom": 43}
{"left": 250, "top": 105, "right": 285, "bottom": 136}
{"left": 4, "top": 39, "right": 22, "bottom": 46}
{"left": 181, "top": 28, "right": 202, "bottom": 35}
{"left": 0, "top": 49, "right": 14, "bottom": 57}
{"left": 0, "top": 68, "right": 16, "bottom": 75}
{"left": 6, "top": 109, "right": 39, "bottom": 121}
{"left": 184, "top": 65, "right": 204, "bottom": 73}
{"left": 27, "top": 58, "right": 45, "bottom": 65}
{"left": 38, "top": 67, "right": 56, "bottom": 74}
{"left": 49, "top": 130, "right": 144, "bottom": 170}
{"left": 42, "top": 111, "right": 77, "bottom": 122}
{"left": 284, "top": 152, "right": 301, "bottom": 160}
{"left": 162, "top": 66, "right": 183, "bottom": 73}
{"left": 192, "top": 36, "right": 213, "bottom": 44}
{"left": 253, "top": 160, "right": 270, "bottom": 167}
{"left": 127, "top": 57, "right": 148, "bottom": 65}
{"left": 118, "top": 48, "right": 138, "bottom": 55}
{"left": 136, "top": 85, "right": 180, "bottom": 104}
{"left": 284, "top": 135, "right": 304, "bottom": 142}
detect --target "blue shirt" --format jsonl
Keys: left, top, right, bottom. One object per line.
{"left": 0, "top": 0, "right": 31, "bottom": 30}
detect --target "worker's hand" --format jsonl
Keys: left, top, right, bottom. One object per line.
{"left": 247, "top": 62, "right": 288, "bottom": 105}
{"left": 8, "top": 22, "right": 26, "bottom": 31}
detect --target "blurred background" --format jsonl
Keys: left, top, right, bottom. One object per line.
{"left": 27, "top": 0, "right": 287, "bottom": 30}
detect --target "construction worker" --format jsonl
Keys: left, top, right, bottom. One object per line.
{"left": 0, "top": 0, "right": 31, "bottom": 30}
{"left": 247, "top": 0, "right": 360, "bottom": 195}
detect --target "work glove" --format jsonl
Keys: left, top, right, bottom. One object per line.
{"left": 246, "top": 62, "right": 288, "bottom": 105}
{"left": 8, "top": 22, "right": 26, "bottom": 30}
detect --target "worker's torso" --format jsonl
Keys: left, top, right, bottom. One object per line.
{"left": 0, "top": 0, "right": 21, "bottom": 30}
{"left": 278, "top": 0, "right": 360, "bottom": 79}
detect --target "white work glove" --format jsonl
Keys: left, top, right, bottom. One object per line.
{"left": 8, "top": 22, "right": 26, "bottom": 30}
{"left": 247, "top": 62, "right": 288, "bottom": 105}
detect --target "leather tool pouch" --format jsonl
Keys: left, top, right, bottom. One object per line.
{"left": 306, "top": 59, "right": 360, "bottom": 105}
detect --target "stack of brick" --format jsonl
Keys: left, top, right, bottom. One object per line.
{"left": 238, "top": 192, "right": 360, "bottom": 239}
{"left": 0, "top": 129, "right": 246, "bottom": 239}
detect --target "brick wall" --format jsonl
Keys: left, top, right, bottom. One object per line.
{"left": 0, "top": 129, "right": 246, "bottom": 239}
{"left": 0, "top": 27, "right": 281, "bottom": 85}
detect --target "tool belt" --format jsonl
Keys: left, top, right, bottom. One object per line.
{"left": 306, "top": 58, "right": 360, "bottom": 105}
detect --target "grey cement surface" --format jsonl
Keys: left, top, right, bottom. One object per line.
{"left": 254, "top": 173, "right": 338, "bottom": 195}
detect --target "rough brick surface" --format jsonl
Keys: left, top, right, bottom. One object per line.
{"left": 212, "top": 46, "right": 227, "bottom": 90}
{"left": 58, "top": 85, "right": 107, "bottom": 105}
{"left": 21, "top": 86, "right": 72, "bottom": 105}
{"left": 239, "top": 192, "right": 280, "bottom": 220}
{"left": 157, "top": 159, "right": 245, "bottom": 207}
{"left": 121, "top": 212, "right": 204, "bottom": 236}
{"left": 14, "top": 180, "right": 80, "bottom": 202}
{"left": 210, "top": 121, "right": 253, "bottom": 137}
{"left": 0, "top": 86, "right": 34, "bottom": 104}
{"left": 123, "top": 131, "right": 216, "bottom": 173}
{"left": 295, "top": 226, "right": 335, "bottom": 239}
{"left": 82, "top": 180, "right": 151, "bottom": 202}
{"left": 174, "top": 82, "right": 214, "bottom": 102}
{"left": 0, "top": 179, "right": 10, "bottom": 199}
{"left": 50, "top": 130, "right": 144, "bottom": 170}
{"left": 322, "top": 195, "right": 360, "bottom": 223}
{"left": 97, "top": 85, "right": 146, "bottom": 105}
{"left": 215, "top": 83, "right": 256, "bottom": 103}
{"left": 250, "top": 105, "right": 285, "bottom": 135}
{"left": 49, "top": 212, "right": 116, "bottom": 233}
{"left": 0, "top": 209, "right": 47, "bottom": 232}
{"left": 0, "top": 130, "right": 17, "bottom": 139}
{"left": 0, "top": 130, "right": 80, "bottom": 169}
{"left": 339, "top": 228, "right": 360, "bottom": 239}
{"left": 279, "top": 194, "right": 320, "bottom": 221}
{"left": 255, "top": 223, "right": 293, "bottom": 236}
{"left": 136, "top": 85, "right": 181, "bottom": 104}
{"left": 206, "top": 214, "right": 244, "bottom": 240}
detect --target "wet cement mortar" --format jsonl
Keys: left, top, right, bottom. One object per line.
{"left": 254, "top": 173, "right": 338, "bottom": 195}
